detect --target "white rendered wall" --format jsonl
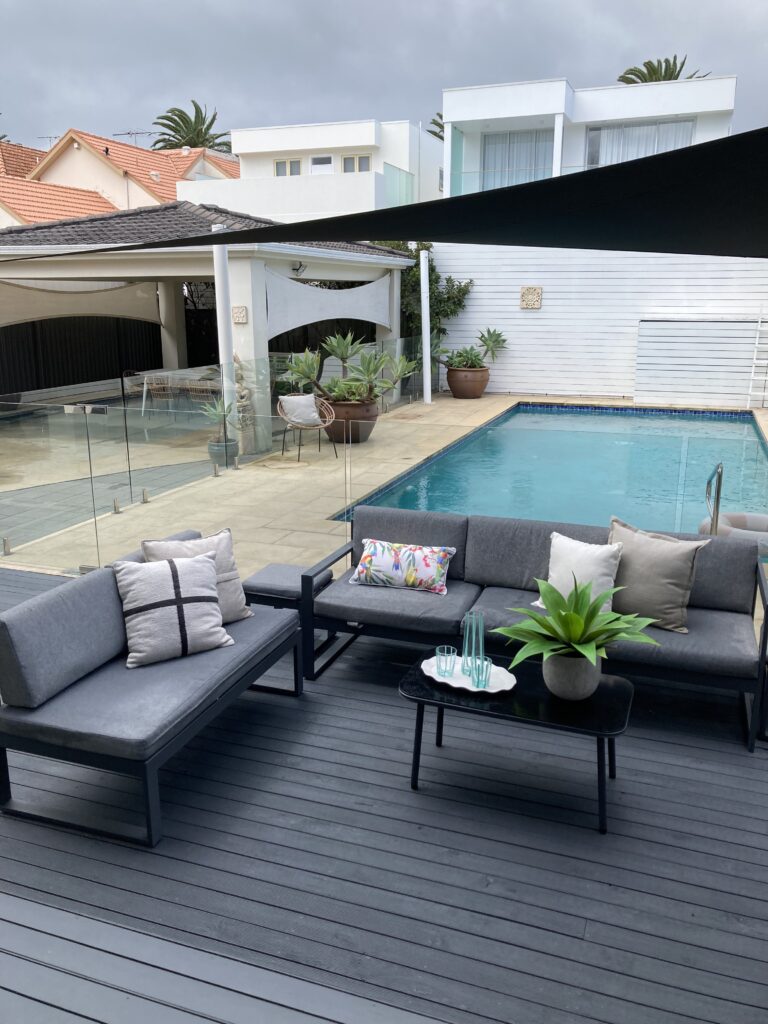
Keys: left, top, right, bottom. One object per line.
{"left": 37, "top": 145, "right": 158, "bottom": 209}
{"left": 432, "top": 243, "right": 768, "bottom": 406}
{"left": 0, "top": 205, "right": 22, "bottom": 227}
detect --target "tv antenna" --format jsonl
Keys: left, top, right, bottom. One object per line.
{"left": 37, "top": 135, "right": 60, "bottom": 146}
{"left": 113, "top": 130, "right": 155, "bottom": 145}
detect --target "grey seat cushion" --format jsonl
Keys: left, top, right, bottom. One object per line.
{"left": 0, "top": 608, "right": 299, "bottom": 760}
{"left": 0, "top": 568, "right": 127, "bottom": 709}
{"left": 609, "top": 607, "right": 759, "bottom": 680}
{"left": 314, "top": 569, "right": 480, "bottom": 634}
{"left": 242, "top": 563, "right": 333, "bottom": 601}
{"left": 352, "top": 506, "right": 468, "bottom": 579}
{"left": 464, "top": 587, "right": 540, "bottom": 635}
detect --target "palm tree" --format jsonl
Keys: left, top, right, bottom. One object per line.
{"left": 426, "top": 112, "right": 444, "bottom": 142}
{"left": 618, "top": 55, "right": 709, "bottom": 84}
{"left": 0, "top": 134, "right": 7, "bottom": 142}
{"left": 151, "top": 100, "right": 231, "bottom": 152}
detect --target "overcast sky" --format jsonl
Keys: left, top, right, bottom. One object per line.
{"left": 2, "top": 0, "right": 766, "bottom": 148}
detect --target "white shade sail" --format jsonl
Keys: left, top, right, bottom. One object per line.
{"left": 265, "top": 269, "right": 391, "bottom": 340}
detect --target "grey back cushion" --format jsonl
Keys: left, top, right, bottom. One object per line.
{"left": 113, "top": 529, "right": 203, "bottom": 564}
{"left": 0, "top": 567, "right": 127, "bottom": 708}
{"left": 464, "top": 515, "right": 757, "bottom": 614}
{"left": 352, "top": 506, "right": 469, "bottom": 579}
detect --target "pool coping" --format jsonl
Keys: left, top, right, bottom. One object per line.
{"left": 334, "top": 398, "right": 768, "bottom": 522}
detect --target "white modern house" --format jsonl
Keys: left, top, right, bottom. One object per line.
{"left": 433, "top": 75, "right": 768, "bottom": 408}
{"left": 179, "top": 120, "right": 443, "bottom": 222}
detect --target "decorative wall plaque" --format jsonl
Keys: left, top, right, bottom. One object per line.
{"left": 520, "top": 286, "right": 542, "bottom": 310}
{"left": 231, "top": 305, "right": 248, "bottom": 324}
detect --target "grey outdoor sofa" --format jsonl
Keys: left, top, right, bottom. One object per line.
{"left": 0, "top": 531, "right": 302, "bottom": 846}
{"left": 300, "top": 506, "right": 767, "bottom": 750}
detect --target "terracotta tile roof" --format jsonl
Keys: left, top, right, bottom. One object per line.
{"left": 0, "top": 178, "right": 116, "bottom": 225}
{"left": 0, "top": 200, "right": 410, "bottom": 262}
{"left": 0, "top": 142, "right": 46, "bottom": 178}
{"left": 30, "top": 131, "right": 240, "bottom": 202}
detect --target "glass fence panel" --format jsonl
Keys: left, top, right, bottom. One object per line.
{"left": 0, "top": 399, "right": 101, "bottom": 572}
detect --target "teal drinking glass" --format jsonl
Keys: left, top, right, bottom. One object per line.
{"left": 436, "top": 645, "right": 457, "bottom": 677}
{"left": 472, "top": 656, "right": 493, "bottom": 689}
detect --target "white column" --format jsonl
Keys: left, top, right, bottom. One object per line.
{"left": 228, "top": 254, "right": 272, "bottom": 453}
{"left": 157, "top": 280, "right": 187, "bottom": 369}
{"left": 212, "top": 224, "right": 237, "bottom": 431}
{"left": 552, "top": 113, "right": 564, "bottom": 177}
{"left": 420, "top": 249, "right": 432, "bottom": 404}
{"left": 443, "top": 122, "right": 453, "bottom": 198}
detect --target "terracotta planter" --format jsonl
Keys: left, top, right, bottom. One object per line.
{"left": 324, "top": 399, "right": 379, "bottom": 444}
{"left": 542, "top": 655, "right": 602, "bottom": 701}
{"left": 446, "top": 366, "right": 489, "bottom": 399}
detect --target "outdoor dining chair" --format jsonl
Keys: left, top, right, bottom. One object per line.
{"left": 278, "top": 395, "right": 338, "bottom": 462}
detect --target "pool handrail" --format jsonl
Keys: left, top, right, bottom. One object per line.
{"left": 705, "top": 462, "right": 724, "bottom": 536}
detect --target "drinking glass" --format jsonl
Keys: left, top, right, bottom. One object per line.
{"left": 472, "top": 656, "right": 493, "bottom": 689}
{"left": 436, "top": 645, "right": 457, "bottom": 677}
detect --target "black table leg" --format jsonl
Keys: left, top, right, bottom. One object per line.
{"left": 608, "top": 737, "right": 616, "bottom": 780}
{"left": 596, "top": 736, "right": 607, "bottom": 834}
{"left": 436, "top": 706, "right": 444, "bottom": 747}
{"left": 411, "top": 702, "right": 425, "bottom": 790}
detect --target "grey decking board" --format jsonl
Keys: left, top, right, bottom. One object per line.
{"left": 0, "top": 988, "right": 96, "bottom": 1024}
{"left": 0, "top": 569, "right": 765, "bottom": 1024}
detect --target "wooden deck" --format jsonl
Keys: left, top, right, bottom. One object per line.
{"left": 1, "top": 570, "right": 767, "bottom": 1023}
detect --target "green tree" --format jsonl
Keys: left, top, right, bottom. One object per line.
{"left": 374, "top": 240, "right": 473, "bottom": 337}
{"left": 426, "top": 111, "right": 444, "bottom": 142}
{"left": 618, "top": 54, "right": 709, "bottom": 84}
{"left": 152, "top": 100, "right": 231, "bottom": 151}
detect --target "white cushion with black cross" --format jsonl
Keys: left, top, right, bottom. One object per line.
{"left": 114, "top": 552, "right": 234, "bottom": 668}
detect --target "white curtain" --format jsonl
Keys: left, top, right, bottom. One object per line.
{"left": 481, "top": 133, "right": 508, "bottom": 190}
{"left": 590, "top": 119, "right": 695, "bottom": 167}
{"left": 482, "top": 129, "right": 554, "bottom": 189}
{"left": 622, "top": 124, "right": 657, "bottom": 161}
{"left": 657, "top": 119, "right": 694, "bottom": 153}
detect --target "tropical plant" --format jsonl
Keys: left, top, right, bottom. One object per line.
{"left": 427, "top": 111, "right": 444, "bottom": 141}
{"left": 492, "top": 577, "right": 659, "bottom": 668}
{"left": 443, "top": 328, "right": 508, "bottom": 369}
{"left": 152, "top": 100, "right": 231, "bottom": 151}
{"left": 281, "top": 335, "right": 417, "bottom": 404}
{"left": 617, "top": 55, "right": 709, "bottom": 84}
{"left": 0, "top": 133, "right": 7, "bottom": 142}
{"left": 200, "top": 398, "right": 241, "bottom": 441}
{"left": 371, "top": 240, "right": 473, "bottom": 338}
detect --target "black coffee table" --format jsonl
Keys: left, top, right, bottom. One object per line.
{"left": 399, "top": 656, "right": 634, "bottom": 833}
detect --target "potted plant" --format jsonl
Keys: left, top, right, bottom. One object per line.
{"left": 201, "top": 398, "right": 240, "bottom": 466}
{"left": 282, "top": 332, "right": 416, "bottom": 444}
{"left": 492, "top": 577, "right": 659, "bottom": 700}
{"left": 443, "top": 328, "right": 507, "bottom": 399}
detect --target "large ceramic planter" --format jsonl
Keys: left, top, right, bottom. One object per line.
{"left": 325, "top": 399, "right": 379, "bottom": 444}
{"left": 208, "top": 437, "right": 239, "bottom": 467}
{"left": 542, "top": 655, "right": 602, "bottom": 701}
{"left": 446, "top": 366, "right": 490, "bottom": 399}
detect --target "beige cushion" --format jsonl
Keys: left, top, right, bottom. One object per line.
{"left": 141, "top": 528, "right": 251, "bottom": 624}
{"left": 533, "top": 532, "right": 623, "bottom": 610}
{"left": 608, "top": 517, "right": 709, "bottom": 632}
{"left": 114, "top": 553, "right": 233, "bottom": 668}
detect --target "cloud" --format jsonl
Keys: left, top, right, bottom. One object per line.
{"left": 1, "top": 0, "right": 764, "bottom": 147}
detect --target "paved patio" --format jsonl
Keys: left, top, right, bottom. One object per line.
{"left": 0, "top": 571, "right": 766, "bottom": 1023}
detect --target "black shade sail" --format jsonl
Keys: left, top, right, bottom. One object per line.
{"left": 4, "top": 126, "right": 768, "bottom": 260}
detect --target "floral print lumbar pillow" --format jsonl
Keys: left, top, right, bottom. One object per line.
{"left": 349, "top": 538, "right": 456, "bottom": 596}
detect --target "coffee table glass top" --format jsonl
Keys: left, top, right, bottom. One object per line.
{"left": 399, "top": 655, "right": 633, "bottom": 738}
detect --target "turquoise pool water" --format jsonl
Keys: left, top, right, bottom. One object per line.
{"left": 364, "top": 406, "right": 768, "bottom": 533}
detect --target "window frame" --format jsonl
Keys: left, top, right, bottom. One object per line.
{"left": 584, "top": 118, "right": 695, "bottom": 169}
{"left": 274, "top": 158, "right": 301, "bottom": 177}
{"left": 309, "top": 154, "right": 334, "bottom": 175}
{"left": 341, "top": 154, "right": 372, "bottom": 173}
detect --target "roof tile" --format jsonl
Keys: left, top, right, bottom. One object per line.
{"left": 0, "top": 178, "right": 116, "bottom": 225}
{"left": 0, "top": 142, "right": 46, "bottom": 178}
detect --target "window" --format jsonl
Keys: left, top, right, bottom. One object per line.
{"left": 438, "top": 167, "right": 444, "bottom": 192}
{"left": 274, "top": 159, "right": 301, "bottom": 177}
{"left": 342, "top": 155, "right": 371, "bottom": 173}
{"left": 481, "top": 130, "right": 554, "bottom": 190}
{"left": 586, "top": 119, "right": 694, "bottom": 168}
{"left": 310, "top": 155, "right": 333, "bottom": 175}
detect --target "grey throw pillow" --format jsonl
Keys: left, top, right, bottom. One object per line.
{"left": 114, "top": 552, "right": 234, "bottom": 668}
{"left": 141, "top": 528, "right": 251, "bottom": 624}
{"left": 608, "top": 517, "right": 709, "bottom": 632}
{"left": 281, "top": 393, "right": 322, "bottom": 426}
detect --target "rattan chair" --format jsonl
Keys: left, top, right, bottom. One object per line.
{"left": 278, "top": 396, "right": 337, "bottom": 462}
{"left": 145, "top": 375, "right": 180, "bottom": 420}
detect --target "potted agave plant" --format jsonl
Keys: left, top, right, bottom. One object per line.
{"left": 282, "top": 332, "right": 416, "bottom": 443}
{"left": 201, "top": 398, "right": 241, "bottom": 467}
{"left": 442, "top": 327, "right": 507, "bottom": 399}
{"left": 492, "top": 577, "right": 659, "bottom": 700}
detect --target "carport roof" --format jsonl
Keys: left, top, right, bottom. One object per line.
{"left": 0, "top": 200, "right": 410, "bottom": 261}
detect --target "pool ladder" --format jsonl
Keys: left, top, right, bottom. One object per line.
{"left": 705, "top": 462, "right": 724, "bottom": 535}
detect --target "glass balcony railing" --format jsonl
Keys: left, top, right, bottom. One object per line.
{"left": 450, "top": 164, "right": 601, "bottom": 194}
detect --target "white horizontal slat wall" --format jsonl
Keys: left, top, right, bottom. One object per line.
{"left": 431, "top": 244, "right": 768, "bottom": 402}
{"left": 635, "top": 320, "right": 757, "bottom": 407}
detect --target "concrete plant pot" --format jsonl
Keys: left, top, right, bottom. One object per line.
{"left": 208, "top": 437, "right": 239, "bottom": 467}
{"left": 325, "top": 399, "right": 379, "bottom": 444}
{"left": 446, "top": 366, "right": 490, "bottom": 399}
{"left": 542, "top": 655, "right": 602, "bottom": 701}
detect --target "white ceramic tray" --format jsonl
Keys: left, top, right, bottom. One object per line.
{"left": 421, "top": 656, "right": 517, "bottom": 694}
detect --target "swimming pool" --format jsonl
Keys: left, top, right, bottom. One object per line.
{"left": 358, "top": 405, "right": 768, "bottom": 533}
